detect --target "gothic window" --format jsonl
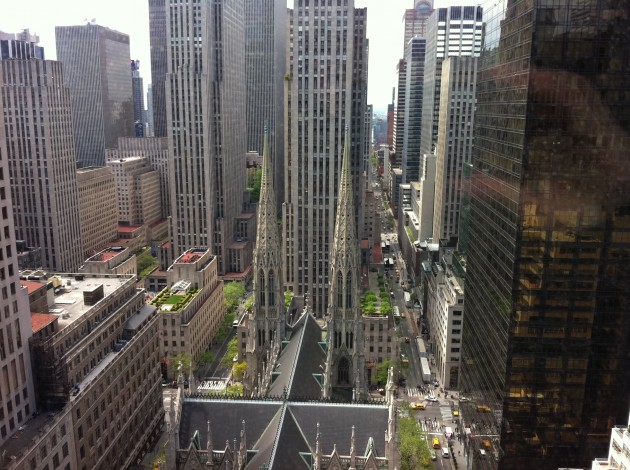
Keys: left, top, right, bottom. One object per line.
{"left": 268, "top": 270, "right": 275, "bottom": 307}
{"left": 259, "top": 270, "right": 266, "bottom": 307}
{"left": 338, "top": 357, "right": 349, "bottom": 384}
{"left": 345, "top": 273, "right": 352, "bottom": 309}
{"left": 337, "top": 272, "right": 343, "bottom": 307}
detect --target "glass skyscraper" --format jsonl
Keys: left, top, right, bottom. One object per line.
{"left": 460, "top": 1, "right": 630, "bottom": 469}
{"left": 55, "top": 24, "right": 134, "bottom": 168}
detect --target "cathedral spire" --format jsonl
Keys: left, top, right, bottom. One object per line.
{"left": 325, "top": 125, "right": 366, "bottom": 398}
{"left": 245, "top": 123, "right": 285, "bottom": 396}
{"left": 332, "top": 125, "right": 357, "bottom": 251}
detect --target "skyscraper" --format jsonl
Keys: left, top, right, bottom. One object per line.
{"left": 244, "top": 0, "right": 286, "bottom": 213}
{"left": 149, "top": 0, "right": 167, "bottom": 138}
{"left": 166, "top": 0, "right": 249, "bottom": 275}
{"left": 432, "top": 56, "right": 477, "bottom": 242}
{"left": 0, "top": 30, "right": 37, "bottom": 444}
{"left": 394, "top": 1, "right": 434, "bottom": 161}
{"left": 283, "top": 0, "right": 368, "bottom": 315}
{"left": 401, "top": 36, "right": 426, "bottom": 184}
{"left": 460, "top": 1, "right": 630, "bottom": 468}
{"left": 55, "top": 24, "right": 134, "bottom": 167}
{"left": 0, "top": 31, "right": 83, "bottom": 272}
{"left": 131, "top": 59, "right": 145, "bottom": 137}
{"left": 146, "top": 84, "right": 155, "bottom": 137}
{"left": 420, "top": 6, "right": 483, "bottom": 158}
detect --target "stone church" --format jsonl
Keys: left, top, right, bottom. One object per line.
{"left": 168, "top": 129, "right": 399, "bottom": 469}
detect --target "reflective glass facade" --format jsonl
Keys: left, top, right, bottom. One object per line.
{"left": 460, "top": 1, "right": 630, "bottom": 469}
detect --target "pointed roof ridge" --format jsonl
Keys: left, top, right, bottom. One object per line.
{"left": 339, "top": 124, "right": 353, "bottom": 197}
{"left": 260, "top": 122, "right": 273, "bottom": 191}
{"left": 332, "top": 125, "right": 357, "bottom": 244}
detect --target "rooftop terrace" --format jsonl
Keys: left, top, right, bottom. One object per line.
{"left": 46, "top": 274, "right": 135, "bottom": 330}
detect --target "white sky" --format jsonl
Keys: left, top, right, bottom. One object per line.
{"left": 1, "top": 0, "right": 475, "bottom": 114}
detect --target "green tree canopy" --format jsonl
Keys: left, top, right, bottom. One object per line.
{"left": 374, "top": 359, "right": 392, "bottom": 386}
{"left": 224, "top": 282, "right": 245, "bottom": 314}
{"left": 172, "top": 352, "right": 194, "bottom": 376}
{"left": 232, "top": 361, "right": 247, "bottom": 382}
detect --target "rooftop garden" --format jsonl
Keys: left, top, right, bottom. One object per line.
{"left": 361, "top": 289, "right": 392, "bottom": 317}
{"left": 151, "top": 286, "right": 200, "bottom": 312}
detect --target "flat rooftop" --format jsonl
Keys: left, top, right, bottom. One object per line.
{"left": 31, "top": 313, "right": 57, "bottom": 333}
{"left": 118, "top": 225, "right": 143, "bottom": 234}
{"left": 175, "top": 248, "right": 209, "bottom": 264}
{"left": 49, "top": 275, "right": 134, "bottom": 330}
{"left": 86, "top": 246, "right": 126, "bottom": 263}
{"left": 0, "top": 410, "right": 63, "bottom": 460}
{"left": 21, "top": 280, "right": 46, "bottom": 294}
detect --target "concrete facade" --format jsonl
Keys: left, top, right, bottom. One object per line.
{"left": 107, "top": 157, "right": 162, "bottom": 226}
{"left": 9, "top": 273, "right": 163, "bottom": 470}
{"left": 153, "top": 249, "right": 225, "bottom": 379}
{"left": 76, "top": 167, "right": 119, "bottom": 259}
{"left": 283, "top": 1, "right": 368, "bottom": 315}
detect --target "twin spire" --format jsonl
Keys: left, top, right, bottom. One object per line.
{"left": 331, "top": 126, "right": 358, "bottom": 267}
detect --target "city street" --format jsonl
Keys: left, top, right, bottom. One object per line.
{"left": 381, "top": 210, "right": 467, "bottom": 469}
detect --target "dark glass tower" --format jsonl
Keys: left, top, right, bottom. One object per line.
{"left": 460, "top": 1, "right": 630, "bottom": 469}
{"left": 149, "top": 0, "right": 167, "bottom": 138}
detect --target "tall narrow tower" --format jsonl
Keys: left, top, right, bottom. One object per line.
{"left": 324, "top": 130, "right": 365, "bottom": 400}
{"left": 245, "top": 126, "right": 285, "bottom": 394}
{"left": 166, "top": 0, "right": 247, "bottom": 271}
{"left": 283, "top": 0, "right": 367, "bottom": 315}
{"left": 244, "top": 0, "right": 286, "bottom": 214}
{"left": 55, "top": 24, "right": 134, "bottom": 167}
{"left": 0, "top": 31, "right": 83, "bottom": 271}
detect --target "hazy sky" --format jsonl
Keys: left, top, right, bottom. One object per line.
{"left": 1, "top": 0, "right": 475, "bottom": 114}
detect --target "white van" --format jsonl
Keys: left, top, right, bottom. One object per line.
{"left": 441, "top": 447, "right": 450, "bottom": 458}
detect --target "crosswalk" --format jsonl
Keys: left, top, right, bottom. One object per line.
{"left": 406, "top": 386, "right": 422, "bottom": 397}
{"left": 440, "top": 405, "right": 452, "bottom": 422}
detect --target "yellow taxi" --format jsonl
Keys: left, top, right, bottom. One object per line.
{"left": 432, "top": 437, "right": 441, "bottom": 449}
{"left": 410, "top": 402, "right": 425, "bottom": 410}
{"left": 477, "top": 405, "right": 492, "bottom": 412}
{"left": 482, "top": 439, "right": 492, "bottom": 450}
{"left": 453, "top": 410, "right": 459, "bottom": 418}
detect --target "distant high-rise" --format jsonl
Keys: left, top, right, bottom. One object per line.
{"left": 420, "top": 6, "right": 483, "bottom": 158}
{"left": 166, "top": 0, "right": 249, "bottom": 275}
{"left": 148, "top": 0, "right": 167, "bottom": 138}
{"left": 432, "top": 56, "right": 477, "bottom": 242}
{"left": 0, "top": 31, "right": 84, "bottom": 271}
{"left": 146, "top": 84, "right": 154, "bottom": 137}
{"left": 244, "top": 0, "right": 286, "bottom": 213}
{"left": 0, "top": 30, "right": 37, "bottom": 445}
{"left": 460, "top": 1, "right": 630, "bottom": 468}
{"left": 55, "top": 24, "right": 134, "bottom": 167}
{"left": 401, "top": 37, "right": 426, "bottom": 184}
{"left": 403, "top": 0, "right": 433, "bottom": 54}
{"left": 283, "top": 0, "right": 368, "bottom": 315}
{"left": 394, "top": 0, "right": 433, "bottom": 177}
{"left": 131, "top": 59, "right": 145, "bottom": 137}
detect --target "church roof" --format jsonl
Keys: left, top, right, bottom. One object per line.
{"left": 289, "top": 403, "right": 389, "bottom": 457}
{"left": 178, "top": 399, "right": 390, "bottom": 469}
{"left": 179, "top": 399, "right": 282, "bottom": 457}
{"left": 268, "top": 311, "right": 326, "bottom": 400}
{"left": 287, "top": 314, "right": 326, "bottom": 400}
